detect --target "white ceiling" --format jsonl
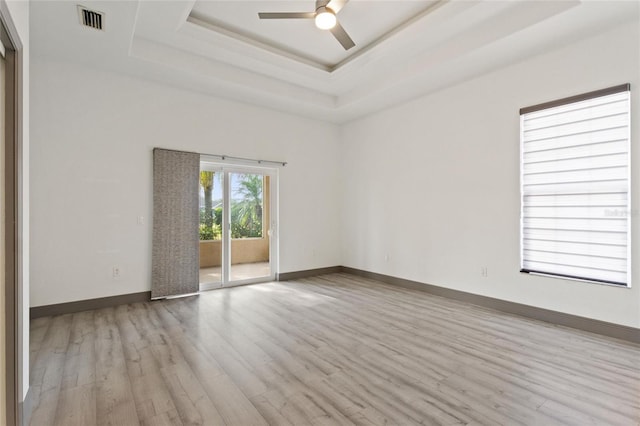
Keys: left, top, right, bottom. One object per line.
{"left": 31, "top": 1, "right": 639, "bottom": 123}
{"left": 189, "top": 0, "right": 440, "bottom": 68}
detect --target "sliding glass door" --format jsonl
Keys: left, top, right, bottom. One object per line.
{"left": 199, "top": 162, "right": 276, "bottom": 289}
{"left": 229, "top": 172, "right": 272, "bottom": 281}
{"left": 198, "top": 167, "right": 223, "bottom": 287}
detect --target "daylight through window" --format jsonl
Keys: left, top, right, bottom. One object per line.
{"left": 520, "top": 84, "right": 631, "bottom": 286}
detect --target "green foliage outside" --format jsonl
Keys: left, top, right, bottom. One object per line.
{"left": 199, "top": 172, "right": 263, "bottom": 241}
{"left": 199, "top": 206, "right": 222, "bottom": 240}
{"left": 231, "top": 174, "right": 263, "bottom": 239}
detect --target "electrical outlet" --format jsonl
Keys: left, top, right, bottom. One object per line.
{"left": 113, "top": 266, "right": 121, "bottom": 278}
{"left": 384, "top": 254, "right": 390, "bottom": 262}
{"left": 481, "top": 266, "right": 488, "bottom": 277}
{"left": 137, "top": 216, "right": 145, "bottom": 225}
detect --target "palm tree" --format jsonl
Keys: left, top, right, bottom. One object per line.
{"left": 231, "top": 174, "right": 263, "bottom": 238}
{"left": 199, "top": 171, "right": 214, "bottom": 239}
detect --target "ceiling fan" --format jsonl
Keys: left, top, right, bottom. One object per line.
{"left": 258, "top": 0, "right": 355, "bottom": 50}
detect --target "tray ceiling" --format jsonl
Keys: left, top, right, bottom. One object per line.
{"left": 188, "top": 0, "right": 440, "bottom": 69}
{"left": 30, "top": 1, "right": 639, "bottom": 123}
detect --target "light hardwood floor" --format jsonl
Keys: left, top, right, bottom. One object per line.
{"left": 29, "top": 273, "right": 640, "bottom": 426}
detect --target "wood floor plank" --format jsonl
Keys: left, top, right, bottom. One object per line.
{"left": 126, "top": 302, "right": 227, "bottom": 425}
{"left": 29, "top": 317, "right": 52, "bottom": 370}
{"left": 140, "top": 409, "right": 183, "bottom": 426}
{"left": 94, "top": 308, "right": 141, "bottom": 426}
{"left": 53, "top": 383, "right": 96, "bottom": 426}
{"left": 157, "top": 299, "right": 270, "bottom": 399}
{"left": 114, "top": 304, "right": 185, "bottom": 424}
{"left": 159, "top": 363, "right": 226, "bottom": 425}
{"left": 29, "top": 314, "right": 74, "bottom": 426}
{"left": 51, "top": 311, "right": 98, "bottom": 426}
{"left": 59, "top": 310, "right": 96, "bottom": 390}
{"left": 30, "top": 273, "right": 640, "bottom": 426}
{"left": 152, "top": 303, "right": 267, "bottom": 425}
{"left": 249, "top": 393, "right": 297, "bottom": 426}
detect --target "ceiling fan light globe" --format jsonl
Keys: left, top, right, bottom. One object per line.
{"left": 315, "top": 8, "right": 336, "bottom": 30}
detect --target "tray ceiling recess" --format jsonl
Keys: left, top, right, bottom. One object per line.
{"left": 30, "top": 0, "right": 639, "bottom": 123}
{"left": 187, "top": 0, "right": 443, "bottom": 71}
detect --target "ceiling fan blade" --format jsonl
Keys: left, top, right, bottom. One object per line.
{"left": 330, "top": 21, "right": 355, "bottom": 50}
{"left": 258, "top": 12, "right": 315, "bottom": 19}
{"left": 327, "top": 0, "right": 349, "bottom": 13}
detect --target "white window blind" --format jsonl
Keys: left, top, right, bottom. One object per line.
{"left": 520, "top": 84, "right": 631, "bottom": 286}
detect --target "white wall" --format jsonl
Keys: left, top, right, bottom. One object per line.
{"left": 5, "top": 0, "right": 29, "bottom": 401}
{"left": 340, "top": 21, "right": 640, "bottom": 328}
{"left": 31, "top": 16, "right": 640, "bottom": 331}
{"left": 30, "top": 57, "right": 341, "bottom": 307}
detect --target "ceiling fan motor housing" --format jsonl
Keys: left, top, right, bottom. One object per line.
{"left": 315, "top": 6, "right": 337, "bottom": 30}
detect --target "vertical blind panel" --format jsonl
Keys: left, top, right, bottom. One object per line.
{"left": 521, "top": 89, "right": 630, "bottom": 285}
{"left": 152, "top": 149, "right": 200, "bottom": 299}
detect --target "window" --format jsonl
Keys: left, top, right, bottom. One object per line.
{"left": 520, "top": 84, "right": 631, "bottom": 286}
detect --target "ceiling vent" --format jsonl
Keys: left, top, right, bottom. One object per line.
{"left": 78, "top": 6, "right": 104, "bottom": 31}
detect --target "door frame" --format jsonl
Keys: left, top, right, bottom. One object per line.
{"left": 0, "top": 3, "right": 23, "bottom": 425}
{"left": 199, "top": 159, "right": 278, "bottom": 290}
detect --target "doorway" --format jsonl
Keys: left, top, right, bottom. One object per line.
{"left": 198, "top": 161, "right": 277, "bottom": 290}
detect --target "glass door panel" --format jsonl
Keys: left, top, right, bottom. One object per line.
{"left": 229, "top": 172, "right": 271, "bottom": 282}
{"left": 198, "top": 168, "right": 224, "bottom": 289}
